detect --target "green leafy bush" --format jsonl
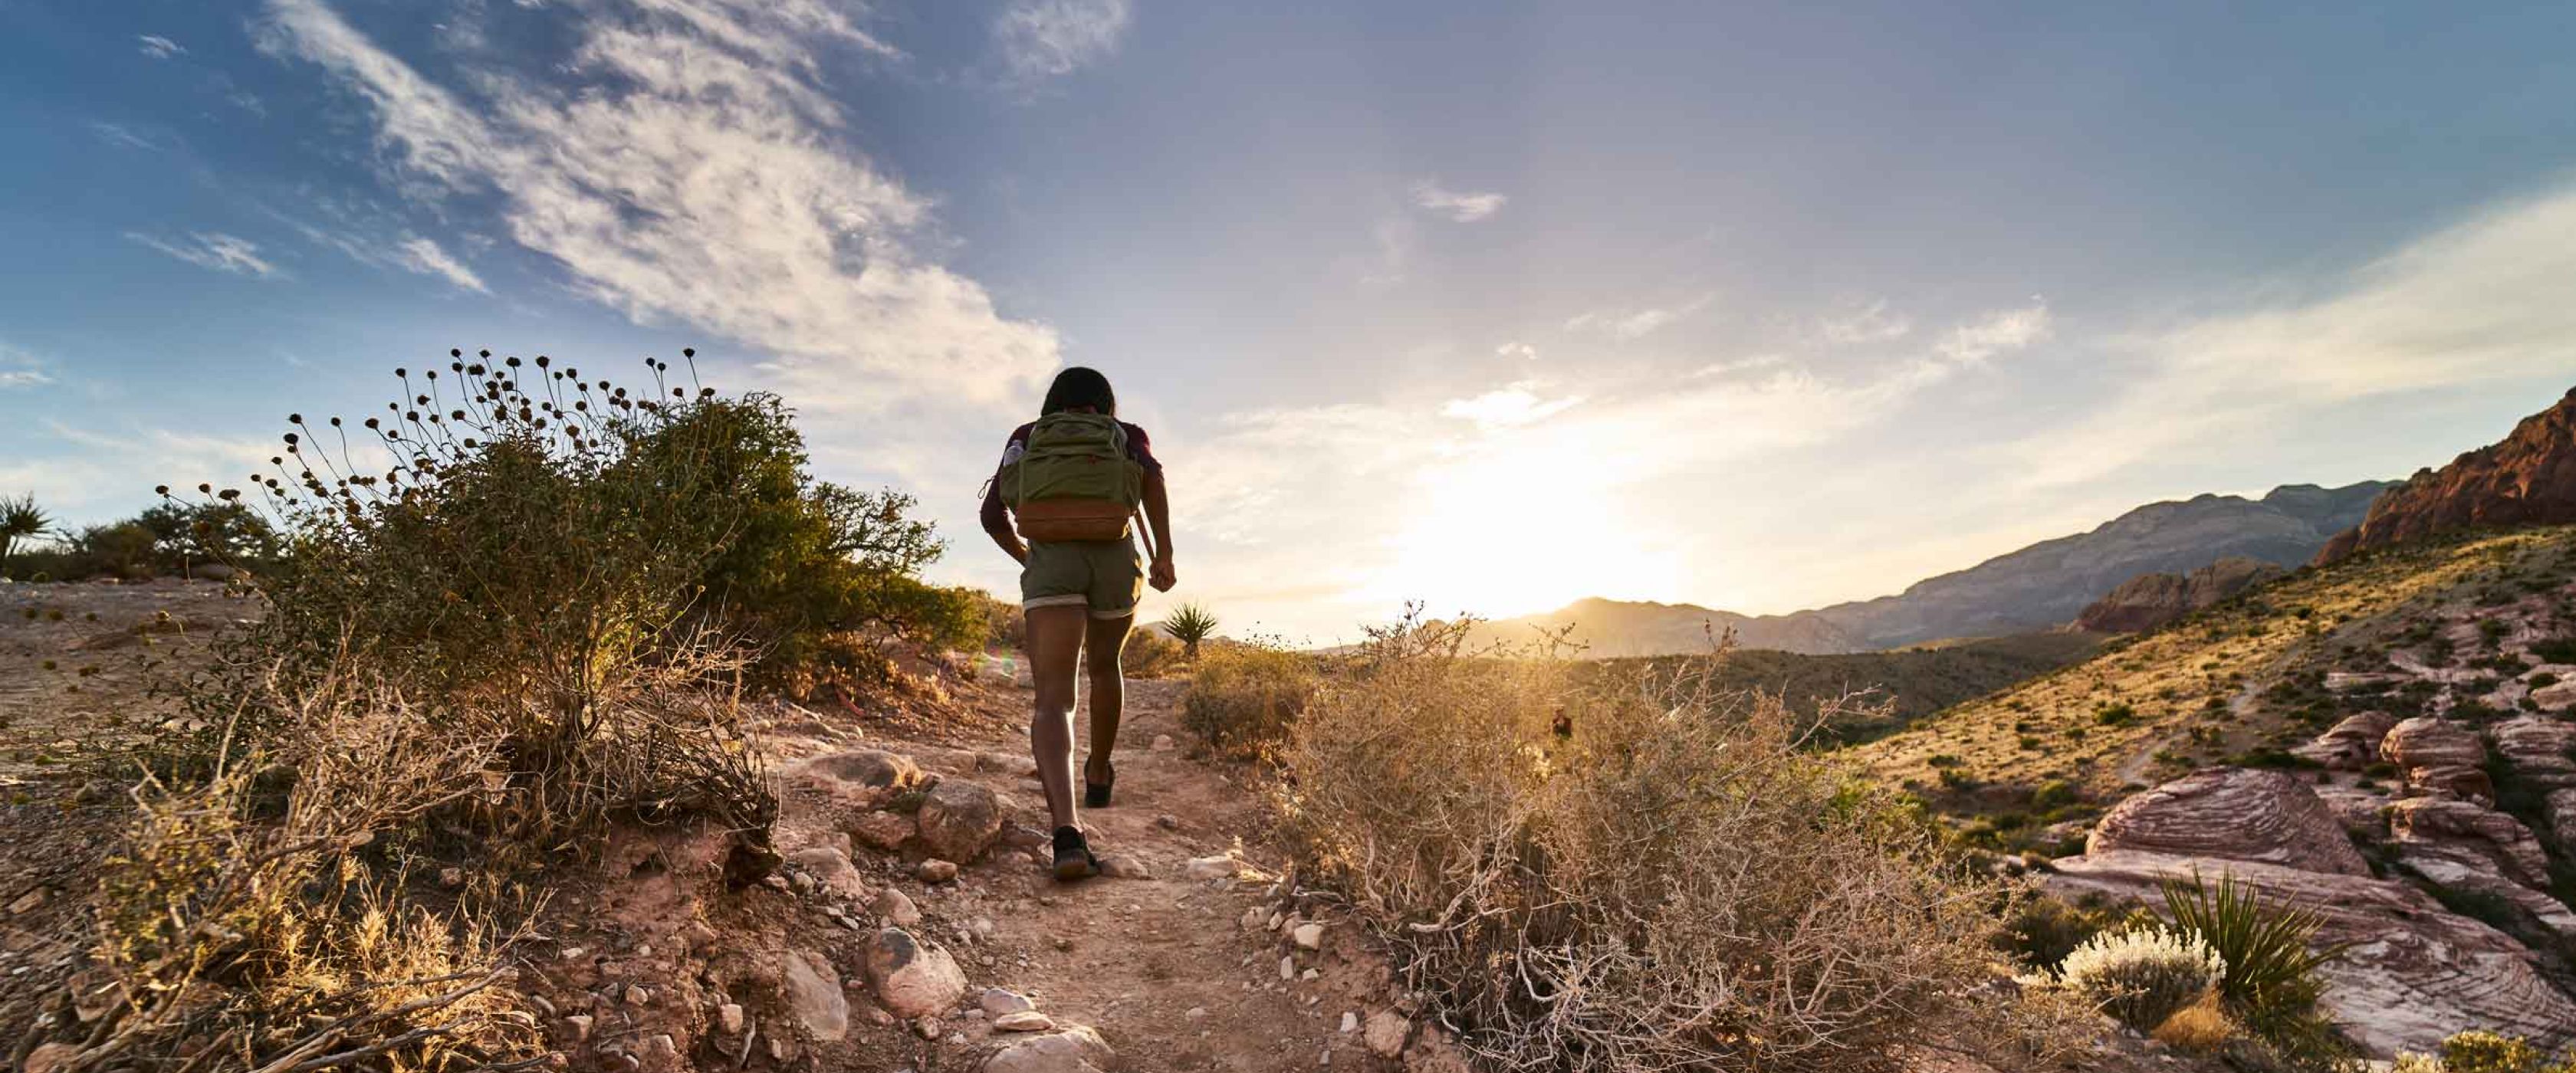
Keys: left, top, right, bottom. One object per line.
{"left": 2058, "top": 926, "right": 2225, "bottom": 1032}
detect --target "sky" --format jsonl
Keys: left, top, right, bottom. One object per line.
{"left": 8, "top": 2, "right": 2576, "bottom": 642}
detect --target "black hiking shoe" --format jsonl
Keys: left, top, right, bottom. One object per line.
{"left": 1052, "top": 825, "right": 1100, "bottom": 881}
{"left": 1083, "top": 760, "right": 1115, "bottom": 809}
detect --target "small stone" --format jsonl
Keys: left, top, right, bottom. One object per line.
{"left": 1292, "top": 923, "right": 1323, "bottom": 950}
{"left": 982, "top": 988, "right": 1035, "bottom": 1016}
{"left": 915, "top": 1016, "right": 943, "bottom": 1039}
{"left": 1185, "top": 855, "right": 1237, "bottom": 881}
{"left": 439, "top": 866, "right": 465, "bottom": 888}
{"left": 784, "top": 950, "right": 850, "bottom": 1042}
{"left": 1187, "top": 1006, "right": 1207, "bottom": 1020}
{"left": 864, "top": 927, "right": 969, "bottom": 1019}
{"left": 1267, "top": 911, "right": 1285, "bottom": 930}
{"left": 1301, "top": 969, "right": 1319, "bottom": 982}
{"left": 1341, "top": 1011, "right": 1359, "bottom": 1033}
{"left": 624, "top": 984, "right": 651, "bottom": 1006}
{"left": 1099, "top": 855, "right": 1152, "bottom": 879}
{"left": 873, "top": 887, "right": 923, "bottom": 926}
{"left": 1240, "top": 906, "right": 1268, "bottom": 931}
{"left": 1279, "top": 956, "right": 1295, "bottom": 980}
{"left": 639, "top": 1034, "right": 679, "bottom": 1065}
{"left": 562, "top": 946, "right": 589, "bottom": 962}
{"left": 718, "top": 1002, "right": 746, "bottom": 1035}
{"left": 994, "top": 1010, "right": 1056, "bottom": 1032}
{"left": 789, "top": 847, "right": 870, "bottom": 899}
{"left": 852, "top": 810, "right": 917, "bottom": 852}
{"left": 565, "top": 1015, "right": 595, "bottom": 1042}
{"left": 8, "top": 888, "right": 48, "bottom": 915}
{"left": 1155, "top": 813, "right": 1180, "bottom": 830}
{"left": 1364, "top": 1012, "right": 1408, "bottom": 1057}
{"left": 918, "top": 858, "right": 959, "bottom": 883}
{"left": 1152, "top": 734, "right": 1175, "bottom": 752}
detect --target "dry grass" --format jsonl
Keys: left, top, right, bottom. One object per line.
{"left": 1270, "top": 615, "right": 2081, "bottom": 1072}
{"left": 1182, "top": 642, "right": 1319, "bottom": 760}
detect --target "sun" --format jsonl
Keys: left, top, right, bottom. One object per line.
{"left": 1365, "top": 431, "right": 1681, "bottom": 622}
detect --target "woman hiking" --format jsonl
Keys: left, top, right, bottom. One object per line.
{"left": 981, "top": 367, "right": 1177, "bottom": 880}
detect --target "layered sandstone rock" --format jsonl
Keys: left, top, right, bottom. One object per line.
{"left": 2319, "top": 387, "right": 2576, "bottom": 563}
{"left": 2296, "top": 711, "right": 2400, "bottom": 770}
{"left": 2085, "top": 767, "right": 2368, "bottom": 875}
{"left": 2074, "top": 556, "right": 2285, "bottom": 634}
{"left": 2389, "top": 797, "right": 2555, "bottom": 891}
{"left": 2496, "top": 716, "right": 2576, "bottom": 789}
{"left": 2382, "top": 717, "right": 2495, "bottom": 802}
{"left": 2050, "top": 850, "right": 2576, "bottom": 1057}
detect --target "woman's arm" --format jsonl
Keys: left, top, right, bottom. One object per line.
{"left": 1143, "top": 468, "right": 1175, "bottom": 592}
{"left": 981, "top": 477, "right": 1027, "bottom": 566}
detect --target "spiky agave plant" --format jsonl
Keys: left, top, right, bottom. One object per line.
{"left": 2160, "top": 869, "right": 2350, "bottom": 1036}
{"left": 1159, "top": 602, "right": 1219, "bottom": 658}
{"left": 0, "top": 492, "right": 52, "bottom": 576}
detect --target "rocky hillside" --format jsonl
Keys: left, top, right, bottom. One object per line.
{"left": 2322, "top": 387, "right": 2576, "bottom": 563}
{"left": 1861, "top": 527, "right": 2576, "bottom": 1056}
{"left": 2072, "top": 555, "right": 2285, "bottom": 633}
{"left": 1479, "top": 481, "right": 2390, "bottom": 656}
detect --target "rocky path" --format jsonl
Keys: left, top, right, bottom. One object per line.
{"left": 766, "top": 672, "right": 1408, "bottom": 1072}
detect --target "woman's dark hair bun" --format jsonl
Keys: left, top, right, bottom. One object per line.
{"left": 1041, "top": 366, "right": 1117, "bottom": 417}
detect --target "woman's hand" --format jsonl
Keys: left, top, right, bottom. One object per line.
{"left": 1149, "top": 554, "right": 1177, "bottom": 592}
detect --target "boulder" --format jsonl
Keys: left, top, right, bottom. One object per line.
{"left": 797, "top": 749, "right": 922, "bottom": 810}
{"left": 851, "top": 811, "right": 917, "bottom": 852}
{"left": 2294, "top": 711, "right": 2398, "bottom": 770}
{"left": 2381, "top": 717, "right": 2493, "bottom": 802}
{"left": 863, "top": 927, "right": 967, "bottom": 1019}
{"left": 787, "top": 847, "right": 869, "bottom": 900}
{"left": 2312, "top": 786, "right": 2394, "bottom": 841}
{"left": 2535, "top": 680, "right": 2576, "bottom": 712}
{"left": 2389, "top": 797, "right": 2555, "bottom": 890}
{"left": 2050, "top": 850, "right": 2576, "bottom": 1058}
{"left": 918, "top": 780, "right": 1005, "bottom": 863}
{"left": 781, "top": 950, "right": 849, "bottom": 1042}
{"left": 2085, "top": 767, "right": 2368, "bottom": 875}
{"left": 984, "top": 1025, "right": 1116, "bottom": 1073}
{"left": 2496, "top": 717, "right": 2576, "bottom": 789}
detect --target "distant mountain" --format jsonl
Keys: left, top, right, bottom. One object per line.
{"left": 1477, "top": 481, "right": 2393, "bottom": 656}
{"left": 2321, "top": 387, "right": 2576, "bottom": 563}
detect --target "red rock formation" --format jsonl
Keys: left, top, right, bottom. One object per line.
{"left": 2085, "top": 767, "right": 2370, "bottom": 875}
{"left": 2320, "top": 387, "right": 2576, "bottom": 562}
{"left": 2073, "top": 556, "right": 2285, "bottom": 634}
{"left": 2381, "top": 717, "right": 2495, "bottom": 803}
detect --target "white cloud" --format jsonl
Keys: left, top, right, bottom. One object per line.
{"left": 1496, "top": 341, "right": 1539, "bottom": 361}
{"left": 126, "top": 231, "right": 281, "bottom": 278}
{"left": 89, "top": 123, "right": 161, "bottom": 151}
{"left": 994, "top": 0, "right": 1132, "bottom": 83}
{"left": 2013, "top": 184, "right": 2576, "bottom": 488}
{"left": 1565, "top": 293, "right": 1714, "bottom": 340}
{"left": 1816, "top": 298, "right": 1911, "bottom": 345}
{"left": 0, "top": 344, "right": 51, "bottom": 390}
{"left": 1934, "top": 300, "right": 2050, "bottom": 365}
{"left": 1441, "top": 382, "right": 1581, "bottom": 429}
{"left": 0, "top": 371, "right": 50, "bottom": 389}
{"left": 137, "top": 34, "right": 186, "bottom": 60}
{"left": 1409, "top": 180, "right": 1506, "bottom": 224}
{"left": 393, "top": 235, "right": 488, "bottom": 293}
{"left": 258, "top": 0, "right": 1059, "bottom": 409}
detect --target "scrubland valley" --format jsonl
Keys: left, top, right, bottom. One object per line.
{"left": 15, "top": 372, "right": 2576, "bottom": 1073}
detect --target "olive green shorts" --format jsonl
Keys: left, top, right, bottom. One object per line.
{"left": 1020, "top": 539, "right": 1143, "bottom": 620}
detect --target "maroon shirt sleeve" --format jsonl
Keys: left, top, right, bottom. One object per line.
{"left": 1121, "top": 422, "right": 1163, "bottom": 474}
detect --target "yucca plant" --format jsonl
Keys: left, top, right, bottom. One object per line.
{"left": 0, "top": 492, "right": 51, "bottom": 576}
{"left": 2160, "top": 869, "right": 2350, "bottom": 1036}
{"left": 1160, "top": 602, "right": 1219, "bottom": 658}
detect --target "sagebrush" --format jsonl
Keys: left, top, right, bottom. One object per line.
{"left": 1181, "top": 641, "right": 1318, "bottom": 760}
{"left": 2059, "top": 926, "right": 2226, "bottom": 1032}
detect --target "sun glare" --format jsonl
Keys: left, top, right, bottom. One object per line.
{"left": 1368, "top": 431, "right": 1681, "bottom": 621}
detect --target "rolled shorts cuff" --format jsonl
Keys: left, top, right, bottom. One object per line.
{"left": 1022, "top": 593, "right": 1090, "bottom": 611}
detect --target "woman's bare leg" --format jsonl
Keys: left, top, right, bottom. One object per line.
{"left": 1083, "top": 615, "right": 1135, "bottom": 787}
{"left": 1025, "top": 605, "right": 1090, "bottom": 831}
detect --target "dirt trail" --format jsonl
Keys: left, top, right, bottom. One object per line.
{"left": 770, "top": 671, "right": 1397, "bottom": 1072}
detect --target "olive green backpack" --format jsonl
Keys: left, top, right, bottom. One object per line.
{"left": 999, "top": 412, "right": 1144, "bottom": 542}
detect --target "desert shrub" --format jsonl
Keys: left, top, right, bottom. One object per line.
{"left": 2413, "top": 1030, "right": 2576, "bottom": 1073}
{"left": 1999, "top": 893, "right": 2141, "bottom": 971}
{"left": 977, "top": 591, "right": 1027, "bottom": 651}
{"left": 44, "top": 673, "right": 546, "bottom": 1071}
{"left": 1271, "top": 615, "right": 2034, "bottom": 1071}
{"left": 2161, "top": 870, "right": 2348, "bottom": 1041}
{"left": 1122, "top": 623, "right": 1188, "bottom": 678}
{"left": 2058, "top": 926, "right": 2225, "bottom": 1032}
{"left": 1182, "top": 641, "right": 1318, "bottom": 759}
{"left": 1159, "top": 602, "right": 1219, "bottom": 658}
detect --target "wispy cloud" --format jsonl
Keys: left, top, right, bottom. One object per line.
{"left": 125, "top": 231, "right": 281, "bottom": 278}
{"left": 1934, "top": 300, "right": 2050, "bottom": 365}
{"left": 258, "top": 0, "right": 1058, "bottom": 409}
{"left": 994, "top": 0, "right": 1132, "bottom": 83}
{"left": 89, "top": 123, "right": 162, "bottom": 151}
{"left": 0, "top": 343, "right": 53, "bottom": 389}
{"left": 137, "top": 34, "right": 186, "bottom": 60}
{"left": 1496, "top": 341, "right": 1539, "bottom": 361}
{"left": 2013, "top": 185, "right": 2576, "bottom": 488}
{"left": 393, "top": 236, "right": 487, "bottom": 292}
{"left": 1565, "top": 294, "right": 1714, "bottom": 340}
{"left": 1441, "top": 382, "right": 1582, "bottom": 429}
{"left": 1816, "top": 298, "right": 1912, "bottom": 345}
{"left": 1410, "top": 180, "right": 1506, "bottom": 223}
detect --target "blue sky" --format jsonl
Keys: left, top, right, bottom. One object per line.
{"left": 8, "top": 1, "right": 2576, "bottom": 641}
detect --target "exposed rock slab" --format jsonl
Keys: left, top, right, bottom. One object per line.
{"left": 2382, "top": 717, "right": 2494, "bottom": 802}
{"left": 2389, "top": 797, "right": 2555, "bottom": 890}
{"left": 2085, "top": 767, "right": 2368, "bottom": 875}
{"left": 2296, "top": 711, "right": 2399, "bottom": 770}
{"left": 2049, "top": 850, "right": 2576, "bottom": 1058}
{"left": 2497, "top": 716, "right": 2576, "bottom": 789}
